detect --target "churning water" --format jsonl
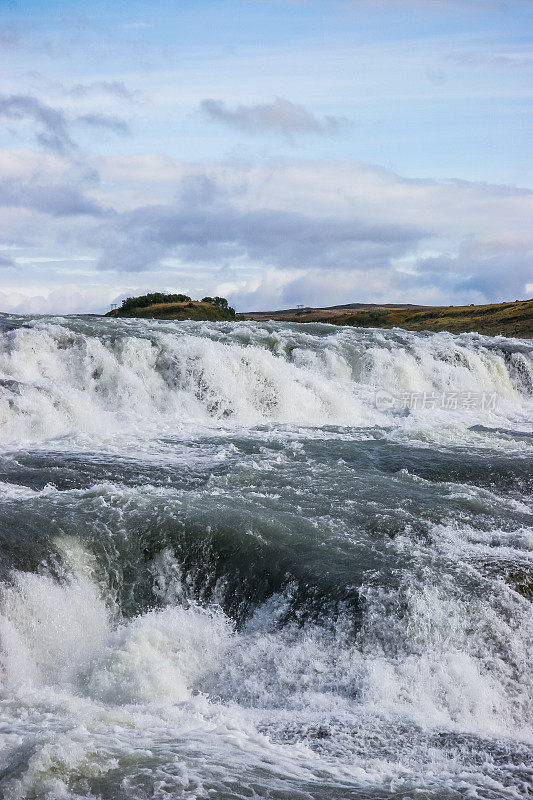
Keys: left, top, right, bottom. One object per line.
{"left": 0, "top": 314, "right": 531, "bottom": 799}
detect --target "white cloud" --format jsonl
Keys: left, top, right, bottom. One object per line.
{"left": 1, "top": 148, "right": 532, "bottom": 313}
{"left": 0, "top": 285, "right": 117, "bottom": 315}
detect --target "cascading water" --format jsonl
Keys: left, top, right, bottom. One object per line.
{"left": 0, "top": 314, "right": 531, "bottom": 799}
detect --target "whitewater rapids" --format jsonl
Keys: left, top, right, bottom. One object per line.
{"left": 0, "top": 314, "right": 531, "bottom": 799}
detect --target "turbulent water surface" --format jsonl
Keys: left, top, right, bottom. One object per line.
{"left": 0, "top": 314, "right": 532, "bottom": 800}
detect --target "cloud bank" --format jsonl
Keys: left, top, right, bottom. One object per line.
{"left": 1, "top": 149, "right": 531, "bottom": 313}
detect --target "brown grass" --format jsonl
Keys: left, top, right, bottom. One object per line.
{"left": 240, "top": 299, "right": 533, "bottom": 338}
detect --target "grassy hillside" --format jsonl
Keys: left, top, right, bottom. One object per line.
{"left": 242, "top": 299, "right": 533, "bottom": 338}
{"left": 107, "top": 300, "right": 236, "bottom": 322}
{"left": 107, "top": 295, "right": 532, "bottom": 337}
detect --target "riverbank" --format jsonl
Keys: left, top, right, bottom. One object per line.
{"left": 241, "top": 298, "right": 533, "bottom": 338}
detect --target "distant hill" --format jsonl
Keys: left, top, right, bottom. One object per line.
{"left": 244, "top": 302, "right": 424, "bottom": 319}
{"left": 106, "top": 293, "right": 236, "bottom": 322}
{"left": 241, "top": 299, "right": 533, "bottom": 338}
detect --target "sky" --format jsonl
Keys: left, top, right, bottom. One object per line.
{"left": 0, "top": 0, "right": 532, "bottom": 314}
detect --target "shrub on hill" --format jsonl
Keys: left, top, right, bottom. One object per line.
{"left": 202, "top": 296, "right": 236, "bottom": 317}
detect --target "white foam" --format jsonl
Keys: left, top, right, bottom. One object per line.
{"left": 0, "top": 539, "right": 110, "bottom": 689}
{"left": 0, "top": 319, "right": 531, "bottom": 449}
{"left": 0, "top": 534, "right": 531, "bottom": 799}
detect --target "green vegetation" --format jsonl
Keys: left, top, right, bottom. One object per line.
{"left": 107, "top": 292, "right": 236, "bottom": 321}
{"left": 201, "top": 296, "right": 232, "bottom": 311}
{"left": 119, "top": 292, "right": 192, "bottom": 312}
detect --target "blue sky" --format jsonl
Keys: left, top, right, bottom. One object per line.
{"left": 0, "top": 0, "right": 532, "bottom": 312}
